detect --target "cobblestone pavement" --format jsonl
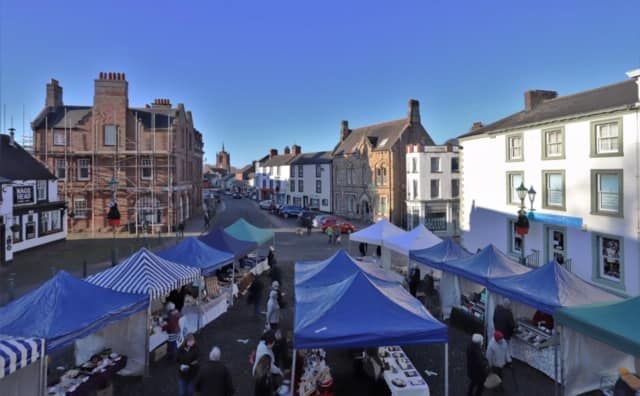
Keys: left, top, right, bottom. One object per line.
{"left": 112, "top": 196, "right": 556, "bottom": 396}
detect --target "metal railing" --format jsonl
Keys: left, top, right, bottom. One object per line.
{"left": 524, "top": 250, "right": 539, "bottom": 268}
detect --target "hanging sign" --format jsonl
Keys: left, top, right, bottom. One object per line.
{"left": 13, "top": 186, "right": 34, "bottom": 205}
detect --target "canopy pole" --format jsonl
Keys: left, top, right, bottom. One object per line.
{"left": 444, "top": 342, "right": 449, "bottom": 396}
{"left": 144, "top": 295, "right": 151, "bottom": 377}
{"left": 40, "top": 339, "right": 47, "bottom": 396}
{"left": 559, "top": 327, "right": 565, "bottom": 396}
{"left": 554, "top": 329, "right": 558, "bottom": 396}
{"left": 290, "top": 348, "right": 297, "bottom": 393}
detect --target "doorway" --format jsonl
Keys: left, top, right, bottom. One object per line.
{"left": 546, "top": 226, "right": 567, "bottom": 265}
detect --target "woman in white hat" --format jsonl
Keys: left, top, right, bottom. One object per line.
{"left": 266, "top": 290, "right": 280, "bottom": 330}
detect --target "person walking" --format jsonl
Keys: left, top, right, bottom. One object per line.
{"left": 326, "top": 226, "right": 334, "bottom": 244}
{"left": 306, "top": 218, "right": 312, "bottom": 236}
{"left": 252, "top": 331, "right": 283, "bottom": 377}
{"left": 177, "top": 334, "right": 200, "bottom": 396}
{"left": 466, "top": 333, "right": 489, "bottom": 396}
{"left": 196, "top": 346, "right": 235, "bottom": 396}
{"left": 266, "top": 290, "right": 280, "bottom": 330}
{"left": 253, "top": 354, "right": 275, "bottom": 396}
{"left": 162, "top": 302, "right": 181, "bottom": 361}
{"left": 486, "top": 330, "right": 510, "bottom": 392}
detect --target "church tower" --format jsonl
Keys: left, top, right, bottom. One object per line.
{"left": 216, "top": 143, "right": 231, "bottom": 173}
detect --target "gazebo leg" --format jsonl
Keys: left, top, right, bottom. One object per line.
{"left": 444, "top": 342, "right": 449, "bottom": 396}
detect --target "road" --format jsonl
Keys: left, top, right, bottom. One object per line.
{"left": 114, "top": 195, "right": 556, "bottom": 396}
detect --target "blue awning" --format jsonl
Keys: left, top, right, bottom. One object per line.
{"left": 0, "top": 337, "right": 44, "bottom": 378}
{"left": 528, "top": 211, "right": 582, "bottom": 228}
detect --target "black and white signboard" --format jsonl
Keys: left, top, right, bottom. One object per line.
{"left": 13, "top": 185, "right": 35, "bottom": 205}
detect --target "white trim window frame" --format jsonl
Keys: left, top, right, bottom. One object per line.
{"left": 77, "top": 159, "right": 90, "bottom": 181}
{"left": 55, "top": 159, "right": 66, "bottom": 180}
{"left": 73, "top": 197, "right": 88, "bottom": 219}
{"left": 141, "top": 158, "right": 152, "bottom": 180}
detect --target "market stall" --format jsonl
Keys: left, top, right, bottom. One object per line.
{"left": 0, "top": 270, "right": 148, "bottom": 392}
{"left": 409, "top": 238, "right": 472, "bottom": 291}
{"left": 295, "top": 249, "right": 403, "bottom": 288}
{"left": 349, "top": 219, "right": 404, "bottom": 269}
{"left": 199, "top": 227, "right": 259, "bottom": 299}
{"left": 384, "top": 225, "right": 441, "bottom": 276}
{"left": 225, "top": 218, "right": 275, "bottom": 247}
{"left": 486, "top": 261, "right": 619, "bottom": 384}
{"left": 294, "top": 270, "right": 448, "bottom": 396}
{"left": 158, "top": 237, "right": 234, "bottom": 324}
{"left": 0, "top": 337, "right": 46, "bottom": 396}
{"left": 86, "top": 248, "right": 200, "bottom": 355}
{"left": 555, "top": 297, "right": 640, "bottom": 396}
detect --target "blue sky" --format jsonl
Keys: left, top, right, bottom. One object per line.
{"left": 0, "top": 0, "right": 638, "bottom": 167}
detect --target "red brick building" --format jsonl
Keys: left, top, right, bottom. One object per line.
{"left": 31, "top": 73, "right": 204, "bottom": 234}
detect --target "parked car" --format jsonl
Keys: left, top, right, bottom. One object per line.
{"left": 321, "top": 217, "right": 355, "bottom": 234}
{"left": 259, "top": 200, "right": 273, "bottom": 209}
{"left": 280, "top": 205, "right": 304, "bottom": 218}
{"left": 313, "top": 214, "right": 333, "bottom": 228}
{"left": 232, "top": 192, "right": 242, "bottom": 199}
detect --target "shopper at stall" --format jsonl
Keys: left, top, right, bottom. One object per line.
{"left": 493, "top": 299, "right": 516, "bottom": 350}
{"left": 196, "top": 346, "right": 235, "bottom": 396}
{"left": 486, "top": 331, "right": 510, "bottom": 383}
{"left": 466, "top": 333, "right": 489, "bottom": 396}
{"left": 272, "top": 329, "right": 287, "bottom": 369}
{"left": 363, "top": 348, "right": 390, "bottom": 396}
{"left": 253, "top": 354, "right": 275, "bottom": 396}
{"left": 162, "top": 302, "right": 181, "bottom": 361}
{"left": 177, "top": 333, "right": 200, "bottom": 396}
{"left": 408, "top": 265, "right": 421, "bottom": 297}
{"left": 376, "top": 245, "right": 381, "bottom": 257}
{"left": 252, "top": 331, "right": 283, "bottom": 377}
{"left": 266, "top": 290, "right": 280, "bottom": 330}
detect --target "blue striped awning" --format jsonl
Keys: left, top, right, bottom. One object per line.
{"left": 86, "top": 248, "right": 201, "bottom": 300}
{"left": 0, "top": 337, "right": 44, "bottom": 378}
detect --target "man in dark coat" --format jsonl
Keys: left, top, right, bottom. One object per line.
{"left": 466, "top": 333, "right": 488, "bottom": 396}
{"left": 177, "top": 334, "right": 200, "bottom": 396}
{"left": 493, "top": 299, "right": 516, "bottom": 341}
{"left": 409, "top": 266, "right": 421, "bottom": 297}
{"left": 196, "top": 346, "right": 235, "bottom": 396}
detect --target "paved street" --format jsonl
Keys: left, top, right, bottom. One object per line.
{"left": 107, "top": 195, "right": 556, "bottom": 396}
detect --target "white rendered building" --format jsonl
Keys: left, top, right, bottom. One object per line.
{"left": 287, "top": 151, "right": 332, "bottom": 212}
{"left": 254, "top": 146, "right": 300, "bottom": 203}
{"left": 406, "top": 142, "right": 460, "bottom": 236}
{"left": 459, "top": 69, "right": 640, "bottom": 296}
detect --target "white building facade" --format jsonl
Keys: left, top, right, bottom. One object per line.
{"left": 1, "top": 132, "right": 67, "bottom": 264}
{"left": 460, "top": 69, "right": 640, "bottom": 296}
{"left": 287, "top": 152, "right": 332, "bottom": 212}
{"left": 254, "top": 146, "right": 300, "bottom": 203}
{"left": 406, "top": 142, "right": 460, "bottom": 236}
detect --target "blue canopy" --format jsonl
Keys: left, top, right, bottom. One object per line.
{"left": 435, "top": 244, "right": 530, "bottom": 286}
{"left": 225, "top": 218, "right": 274, "bottom": 245}
{"left": 0, "top": 271, "right": 148, "bottom": 352}
{"left": 87, "top": 248, "right": 201, "bottom": 300}
{"left": 158, "top": 237, "right": 234, "bottom": 276}
{"left": 295, "top": 271, "right": 447, "bottom": 349}
{"left": 295, "top": 249, "right": 402, "bottom": 288}
{"left": 199, "top": 227, "right": 257, "bottom": 259}
{"left": 488, "top": 261, "right": 618, "bottom": 315}
{"left": 409, "top": 238, "right": 472, "bottom": 268}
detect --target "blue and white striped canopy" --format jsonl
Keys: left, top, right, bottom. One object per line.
{"left": 0, "top": 337, "right": 44, "bottom": 378}
{"left": 87, "top": 248, "right": 201, "bottom": 299}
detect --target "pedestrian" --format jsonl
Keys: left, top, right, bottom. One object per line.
{"left": 376, "top": 245, "right": 381, "bottom": 257}
{"left": 162, "top": 302, "right": 181, "bottom": 361}
{"left": 272, "top": 329, "right": 287, "bottom": 369}
{"left": 203, "top": 212, "right": 210, "bottom": 230}
{"left": 493, "top": 299, "right": 516, "bottom": 356}
{"left": 409, "top": 265, "right": 421, "bottom": 297}
{"left": 359, "top": 242, "right": 366, "bottom": 257}
{"left": 271, "top": 280, "right": 285, "bottom": 309}
{"left": 267, "top": 246, "right": 276, "bottom": 267}
{"left": 335, "top": 227, "right": 342, "bottom": 245}
{"left": 252, "top": 331, "right": 283, "bottom": 377}
{"left": 253, "top": 354, "right": 275, "bottom": 396}
{"left": 177, "top": 333, "right": 200, "bottom": 396}
{"left": 306, "top": 218, "right": 312, "bottom": 236}
{"left": 196, "top": 346, "right": 235, "bottom": 396}
{"left": 326, "top": 226, "right": 334, "bottom": 244}
{"left": 466, "top": 333, "right": 489, "bottom": 396}
{"left": 178, "top": 222, "right": 185, "bottom": 238}
{"left": 266, "top": 290, "right": 280, "bottom": 330}
{"left": 247, "top": 278, "right": 264, "bottom": 316}
{"left": 486, "top": 331, "right": 510, "bottom": 385}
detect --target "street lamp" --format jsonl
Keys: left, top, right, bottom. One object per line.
{"left": 107, "top": 176, "right": 121, "bottom": 267}
{"left": 528, "top": 186, "right": 537, "bottom": 211}
{"left": 515, "top": 182, "right": 532, "bottom": 265}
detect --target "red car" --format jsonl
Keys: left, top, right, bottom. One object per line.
{"left": 321, "top": 218, "right": 356, "bottom": 234}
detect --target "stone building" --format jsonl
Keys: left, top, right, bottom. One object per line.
{"left": 31, "top": 73, "right": 204, "bottom": 235}
{"left": 331, "top": 99, "right": 434, "bottom": 226}
{"left": 215, "top": 143, "right": 231, "bottom": 174}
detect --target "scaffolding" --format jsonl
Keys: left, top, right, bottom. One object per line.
{"left": 32, "top": 103, "right": 199, "bottom": 237}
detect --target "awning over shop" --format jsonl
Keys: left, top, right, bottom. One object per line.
{"left": 0, "top": 271, "right": 148, "bottom": 352}
{"left": 349, "top": 219, "right": 404, "bottom": 246}
{"left": 158, "top": 237, "right": 234, "bottom": 276}
{"left": 199, "top": 227, "right": 257, "bottom": 259}
{"left": 384, "top": 224, "right": 441, "bottom": 256}
{"left": 488, "top": 261, "right": 618, "bottom": 314}
{"left": 527, "top": 211, "right": 583, "bottom": 229}
{"left": 86, "top": 248, "right": 201, "bottom": 300}
{"left": 225, "top": 218, "right": 274, "bottom": 245}
{"left": 0, "top": 337, "right": 44, "bottom": 378}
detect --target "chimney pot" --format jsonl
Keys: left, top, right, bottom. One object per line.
{"left": 8, "top": 127, "right": 15, "bottom": 147}
{"left": 284, "top": 146, "right": 291, "bottom": 155}
{"left": 524, "top": 90, "right": 558, "bottom": 111}
{"left": 269, "top": 148, "right": 278, "bottom": 158}
{"left": 471, "top": 121, "right": 484, "bottom": 131}
{"left": 340, "top": 120, "right": 350, "bottom": 141}
{"left": 292, "top": 144, "right": 302, "bottom": 155}
{"left": 408, "top": 99, "right": 421, "bottom": 124}
{"left": 46, "top": 78, "right": 64, "bottom": 107}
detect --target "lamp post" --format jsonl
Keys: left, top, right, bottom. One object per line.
{"left": 107, "top": 176, "right": 121, "bottom": 267}
{"left": 515, "top": 183, "right": 536, "bottom": 265}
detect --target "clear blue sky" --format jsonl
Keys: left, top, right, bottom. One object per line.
{"left": 0, "top": 0, "right": 638, "bottom": 167}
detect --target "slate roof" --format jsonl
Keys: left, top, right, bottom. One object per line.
{"left": 459, "top": 79, "right": 638, "bottom": 139}
{"left": 263, "top": 154, "right": 296, "bottom": 167}
{"left": 290, "top": 151, "right": 332, "bottom": 165}
{"left": 32, "top": 106, "right": 178, "bottom": 130}
{"left": 0, "top": 134, "right": 56, "bottom": 180}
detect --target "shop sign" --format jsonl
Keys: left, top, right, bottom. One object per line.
{"left": 13, "top": 186, "right": 34, "bottom": 205}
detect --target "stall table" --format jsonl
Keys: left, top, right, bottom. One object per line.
{"left": 379, "top": 346, "right": 429, "bottom": 396}
{"left": 511, "top": 319, "right": 557, "bottom": 380}
{"left": 48, "top": 354, "right": 127, "bottom": 396}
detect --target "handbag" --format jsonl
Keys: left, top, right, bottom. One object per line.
{"left": 484, "top": 372, "right": 502, "bottom": 389}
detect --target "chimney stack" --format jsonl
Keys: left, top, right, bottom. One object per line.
{"left": 408, "top": 99, "right": 421, "bottom": 125}
{"left": 269, "top": 148, "right": 278, "bottom": 158}
{"left": 8, "top": 127, "right": 15, "bottom": 147}
{"left": 524, "top": 90, "right": 557, "bottom": 111}
{"left": 94, "top": 71, "right": 129, "bottom": 107}
{"left": 151, "top": 98, "right": 172, "bottom": 108}
{"left": 340, "top": 120, "right": 350, "bottom": 141}
{"left": 284, "top": 146, "right": 291, "bottom": 155}
{"left": 46, "top": 79, "right": 64, "bottom": 107}
{"left": 627, "top": 68, "right": 640, "bottom": 102}
{"left": 291, "top": 144, "right": 302, "bottom": 155}
{"left": 471, "top": 121, "right": 484, "bottom": 131}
